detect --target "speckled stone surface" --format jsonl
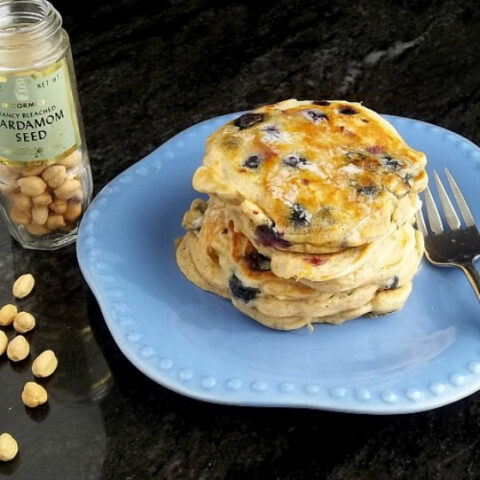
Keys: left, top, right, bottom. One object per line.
{"left": 1, "top": 1, "right": 480, "bottom": 479}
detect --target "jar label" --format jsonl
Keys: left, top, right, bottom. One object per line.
{"left": 0, "top": 59, "right": 79, "bottom": 163}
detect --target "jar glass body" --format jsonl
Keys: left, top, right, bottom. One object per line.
{"left": 0, "top": 0, "right": 93, "bottom": 250}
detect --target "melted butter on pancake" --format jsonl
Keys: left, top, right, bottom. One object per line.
{"left": 194, "top": 99, "right": 426, "bottom": 250}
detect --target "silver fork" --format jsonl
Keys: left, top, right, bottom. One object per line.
{"left": 416, "top": 168, "right": 480, "bottom": 302}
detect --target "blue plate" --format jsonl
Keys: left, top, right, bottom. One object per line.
{"left": 77, "top": 113, "right": 480, "bottom": 414}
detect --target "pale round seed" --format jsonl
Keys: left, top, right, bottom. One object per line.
{"left": 42, "top": 165, "right": 67, "bottom": 189}
{"left": 6, "top": 335, "right": 30, "bottom": 362}
{"left": 10, "top": 193, "right": 32, "bottom": 211}
{"left": 59, "top": 150, "right": 82, "bottom": 168}
{"left": 31, "top": 205, "right": 49, "bottom": 225}
{"left": 32, "top": 191, "right": 53, "bottom": 206}
{"left": 70, "top": 189, "right": 84, "bottom": 203}
{"left": 46, "top": 213, "right": 66, "bottom": 231}
{"left": 54, "top": 179, "right": 82, "bottom": 200}
{"left": 13, "top": 312, "right": 35, "bottom": 334}
{"left": 13, "top": 274, "right": 35, "bottom": 299}
{"left": 0, "top": 433, "right": 18, "bottom": 462}
{"left": 10, "top": 206, "right": 31, "bottom": 225}
{"left": 48, "top": 199, "right": 67, "bottom": 214}
{"left": 0, "top": 304, "right": 17, "bottom": 326}
{"left": 0, "top": 330, "right": 7, "bottom": 356}
{"left": 32, "top": 349, "right": 58, "bottom": 378}
{"left": 17, "top": 176, "right": 47, "bottom": 197}
{"left": 64, "top": 202, "right": 82, "bottom": 222}
{"left": 22, "top": 382, "right": 48, "bottom": 408}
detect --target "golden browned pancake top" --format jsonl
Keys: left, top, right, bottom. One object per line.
{"left": 193, "top": 99, "right": 427, "bottom": 250}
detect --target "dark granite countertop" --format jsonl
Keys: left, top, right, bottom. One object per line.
{"left": 1, "top": 1, "right": 480, "bottom": 479}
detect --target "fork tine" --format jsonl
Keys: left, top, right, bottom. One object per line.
{"left": 416, "top": 208, "right": 428, "bottom": 237}
{"left": 444, "top": 168, "right": 476, "bottom": 227}
{"left": 424, "top": 186, "right": 444, "bottom": 234}
{"left": 433, "top": 171, "right": 461, "bottom": 230}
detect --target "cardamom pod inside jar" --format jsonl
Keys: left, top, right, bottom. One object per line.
{"left": 0, "top": 0, "right": 93, "bottom": 250}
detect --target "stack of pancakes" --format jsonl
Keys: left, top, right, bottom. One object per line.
{"left": 176, "top": 100, "right": 427, "bottom": 330}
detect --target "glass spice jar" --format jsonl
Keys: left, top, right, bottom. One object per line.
{"left": 0, "top": 0, "right": 92, "bottom": 250}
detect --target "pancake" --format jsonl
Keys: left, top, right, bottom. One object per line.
{"left": 234, "top": 283, "right": 413, "bottom": 330}
{"left": 175, "top": 232, "right": 229, "bottom": 299}
{"left": 176, "top": 221, "right": 418, "bottom": 329}
{"left": 300, "top": 228, "right": 423, "bottom": 293}
{"left": 225, "top": 188, "right": 420, "bottom": 254}
{"left": 183, "top": 197, "right": 422, "bottom": 292}
{"left": 188, "top": 198, "right": 318, "bottom": 299}
{"left": 224, "top": 195, "right": 420, "bottom": 275}
{"left": 175, "top": 197, "right": 423, "bottom": 329}
{"left": 193, "top": 99, "right": 427, "bottom": 251}
{"left": 176, "top": 99, "right": 427, "bottom": 330}
{"left": 233, "top": 301, "right": 374, "bottom": 330}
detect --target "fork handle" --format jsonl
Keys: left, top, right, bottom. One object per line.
{"left": 460, "top": 263, "right": 480, "bottom": 302}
